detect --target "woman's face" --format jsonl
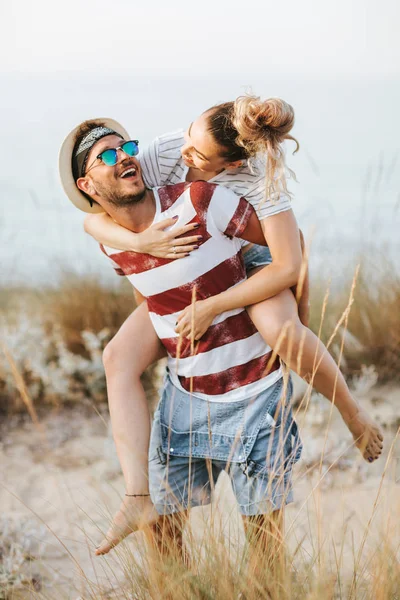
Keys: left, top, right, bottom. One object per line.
{"left": 181, "top": 112, "right": 239, "bottom": 173}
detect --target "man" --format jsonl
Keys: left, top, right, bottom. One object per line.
{"left": 59, "top": 118, "right": 302, "bottom": 572}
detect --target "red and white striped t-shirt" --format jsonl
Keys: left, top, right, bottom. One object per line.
{"left": 101, "top": 181, "right": 283, "bottom": 402}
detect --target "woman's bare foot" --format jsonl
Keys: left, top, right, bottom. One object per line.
{"left": 343, "top": 407, "right": 384, "bottom": 463}
{"left": 95, "top": 495, "right": 159, "bottom": 556}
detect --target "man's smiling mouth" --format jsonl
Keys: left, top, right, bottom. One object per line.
{"left": 119, "top": 165, "right": 138, "bottom": 179}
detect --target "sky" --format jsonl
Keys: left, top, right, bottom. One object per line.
{"left": 2, "top": 0, "right": 400, "bottom": 78}
{"left": 1, "top": 0, "right": 399, "bottom": 283}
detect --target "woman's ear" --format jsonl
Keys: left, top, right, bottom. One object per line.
{"left": 225, "top": 159, "right": 243, "bottom": 170}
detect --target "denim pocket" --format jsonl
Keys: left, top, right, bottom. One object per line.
{"left": 239, "top": 377, "right": 299, "bottom": 477}
{"left": 243, "top": 245, "right": 273, "bottom": 272}
{"left": 158, "top": 376, "right": 287, "bottom": 463}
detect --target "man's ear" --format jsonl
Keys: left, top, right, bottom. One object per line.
{"left": 76, "top": 176, "right": 96, "bottom": 197}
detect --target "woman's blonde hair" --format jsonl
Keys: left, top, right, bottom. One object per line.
{"left": 206, "top": 95, "right": 299, "bottom": 201}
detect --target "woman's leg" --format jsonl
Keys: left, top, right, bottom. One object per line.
{"left": 96, "top": 301, "right": 166, "bottom": 556}
{"left": 247, "top": 290, "right": 384, "bottom": 462}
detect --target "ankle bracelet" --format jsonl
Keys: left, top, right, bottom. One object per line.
{"left": 125, "top": 493, "right": 151, "bottom": 497}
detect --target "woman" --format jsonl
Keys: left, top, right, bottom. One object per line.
{"left": 86, "top": 95, "right": 383, "bottom": 555}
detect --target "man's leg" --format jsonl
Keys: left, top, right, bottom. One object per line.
{"left": 148, "top": 390, "right": 215, "bottom": 567}
{"left": 141, "top": 511, "right": 190, "bottom": 600}
{"left": 242, "top": 509, "right": 286, "bottom": 583}
{"left": 145, "top": 511, "right": 190, "bottom": 565}
{"left": 229, "top": 379, "right": 298, "bottom": 590}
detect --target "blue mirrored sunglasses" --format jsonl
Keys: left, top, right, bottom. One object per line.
{"left": 85, "top": 140, "right": 139, "bottom": 174}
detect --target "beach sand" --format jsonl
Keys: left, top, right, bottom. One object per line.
{"left": 1, "top": 381, "right": 399, "bottom": 599}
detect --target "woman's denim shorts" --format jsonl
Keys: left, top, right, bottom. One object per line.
{"left": 148, "top": 375, "right": 302, "bottom": 517}
{"left": 243, "top": 244, "right": 272, "bottom": 272}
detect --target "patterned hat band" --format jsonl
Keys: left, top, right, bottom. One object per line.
{"left": 72, "top": 126, "right": 123, "bottom": 181}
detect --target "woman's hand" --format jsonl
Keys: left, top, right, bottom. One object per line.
{"left": 135, "top": 217, "right": 203, "bottom": 258}
{"left": 175, "top": 298, "right": 217, "bottom": 340}
{"left": 84, "top": 212, "right": 202, "bottom": 259}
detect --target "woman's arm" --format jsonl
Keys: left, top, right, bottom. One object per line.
{"left": 84, "top": 212, "right": 202, "bottom": 259}
{"left": 226, "top": 209, "right": 302, "bottom": 307}
{"left": 175, "top": 209, "right": 303, "bottom": 338}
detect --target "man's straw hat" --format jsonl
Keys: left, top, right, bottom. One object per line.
{"left": 58, "top": 118, "right": 130, "bottom": 213}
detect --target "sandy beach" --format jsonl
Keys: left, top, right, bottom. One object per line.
{"left": 1, "top": 377, "right": 399, "bottom": 599}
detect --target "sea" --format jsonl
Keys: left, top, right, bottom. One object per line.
{"left": 1, "top": 72, "right": 399, "bottom": 287}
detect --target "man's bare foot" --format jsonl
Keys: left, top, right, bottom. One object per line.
{"left": 95, "top": 495, "right": 159, "bottom": 556}
{"left": 343, "top": 407, "right": 384, "bottom": 463}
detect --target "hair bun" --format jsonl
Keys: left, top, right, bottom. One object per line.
{"left": 230, "top": 93, "right": 299, "bottom": 201}
{"left": 249, "top": 97, "right": 295, "bottom": 141}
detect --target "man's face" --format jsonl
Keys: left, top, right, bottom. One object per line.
{"left": 77, "top": 134, "right": 146, "bottom": 208}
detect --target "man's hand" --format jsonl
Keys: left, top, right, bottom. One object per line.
{"left": 175, "top": 298, "right": 217, "bottom": 340}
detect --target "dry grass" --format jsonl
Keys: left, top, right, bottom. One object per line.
{"left": 0, "top": 517, "right": 46, "bottom": 599}
{"left": 0, "top": 273, "right": 160, "bottom": 416}
{"left": 1, "top": 262, "right": 399, "bottom": 599}
{"left": 0, "top": 271, "right": 134, "bottom": 356}
{"left": 45, "top": 271, "right": 135, "bottom": 357}
{"left": 309, "top": 250, "right": 400, "bottom": 382}
{"left": 1, "top": 251, "right": 399, "bottom": 418}
{"left": 1, "top": 428, "right": 399, "bottom": 600}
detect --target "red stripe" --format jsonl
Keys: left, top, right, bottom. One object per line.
{"left": 158, "top": 182, "right": 191, "bottom": 211}
{"left": 178, "top": 353, "right": 281, "bottom": 396}
{"left": 147, "top": 251, "right": 245, "bottom": 316}
{"left": 175, "top": 215, "right": 211, "bottom": 244}
{"left": 161, "top": 311, "right": 257, "bottom": 359}
{"left": 224, "top": 197, "right": 254, "bottom": 238}
{"left": 189, "top": 181, "right": 217, "bottom": 220}
{"left": 106, "top": 213, "right": 211, "bottom": 276}
{"left": 102, "top": 181, "right": 215, "bottom": 277}
{"left": 108, "top": 250, "right": 171, "bottom": 275}
{"left": 100, "top": 244, "right": 126, "bottom": 276}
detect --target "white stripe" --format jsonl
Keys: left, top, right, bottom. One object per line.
{"left": 172, "top": 333, "right": 271, "bottom": 377}
{"left": 207, "top": 185, "right": 241, "bottom": 233}
{"left": 168, "top": 364, "right": 284, "bottom": 403}
{"left": 149, "top": 307, "right": 245, "bottom": 340}
{"left": 126, "top": 235, "right": 242, "bottom": 297}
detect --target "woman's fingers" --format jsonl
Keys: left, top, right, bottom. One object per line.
{"left": 176, "top": 326, "right": 202, "bottom": 339}
{"left": 173, "top": 234, "right": 203, "bottom": 246}
{"left": 174, "top": 244, "right": 199, "bottom": 253}
{"left": 176, "top": 310, "right": 187, "bottom": 324}
{"left": 172, "top": 222, "right": 201, "bottom": 237}
{"left": 154, "top": 217, "right": 180, "bottom": 230}
{"left": 164, "top": 238, "right": 202, "bottom": 260}
{"left": 156, "top": 218, "right": 200, "bottom": 235}
{"left": 165, "top": 252, "right": 190, "bottom": 259}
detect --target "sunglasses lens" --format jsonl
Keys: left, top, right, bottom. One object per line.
{"left": 122, "top": 141, "right": 139, "bottom": 157}
{"left": 100, "top": 149, "right": 118, "bottom": 166}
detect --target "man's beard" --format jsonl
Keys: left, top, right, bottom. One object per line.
{"left": 95, "top": 179, "right": 147, "bottom": 208}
